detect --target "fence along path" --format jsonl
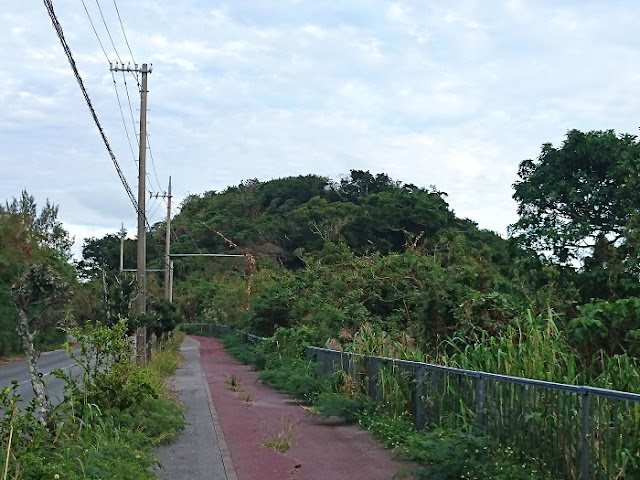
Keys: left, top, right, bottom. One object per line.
{"left": 308, "top": 346, "right": 640, "bottom": 480}
{"left": 179, "top": 324, "right": 640, "bottom": 480}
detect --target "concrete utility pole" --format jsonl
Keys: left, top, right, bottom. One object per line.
{"left": 119, "top": 223, "right": 126, "bottom": 273}
{"left": 110, "top": 61, "right": 152, "bottom": 365}
{"left": 150, "top": 177, "right": 172, "bottom": 300}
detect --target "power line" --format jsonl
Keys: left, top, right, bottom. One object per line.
{"left": 165, "top": 197, "right": 204, "bottom": 254}
{"left": 43, "top": 0, "right": 148, "bottom": 227}
{"left": 146, "top": 135, "right": 163, "bottom": 193}
{"left": 95, "top": 0, "right": 159, "bottom": 192}
{"left": 94, "top": 0, "right": 122, "bottom": 62}
{"left": 121, "top": 71, "right": 140, "bottom": 149}
{"left": 81, "top": 0, "right": 139, "bottom": 87}
{"left": 110, "top": 70, "right": 138, "bottom": 168}
{"left": 80, "top": 0, "right": 110, "bottom": 62}
{"left": 112, "top": 0, "right": 136, "bottom": 65}
{"left": 147, "top": 196, "right": 163, "bottom": 222}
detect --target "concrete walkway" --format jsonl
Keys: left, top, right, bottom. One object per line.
{"left": 154, "top": 337, "right": 237, "bottom": 480}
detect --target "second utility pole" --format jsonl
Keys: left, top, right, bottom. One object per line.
{"left": 150, "top": 176, "right": 172, "bottom": 300}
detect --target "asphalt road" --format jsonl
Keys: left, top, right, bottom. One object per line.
{"left": 0, "top": 348, "right": 83, "bottom": 408}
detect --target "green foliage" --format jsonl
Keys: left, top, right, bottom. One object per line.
{"left": 222, "top": 332, "right": 270, "bottom": 370}
{"left": 79, "top": 233, "right": 136, "bottom": 273}
{"left": 357, "top": 412, "right": 548, "bottom": 480}
{"left": 147, "top": 298, "right": 184, "bottom": 341}
{"left": 313, "top": 392, "right": 368, "bottom": 422}
{"left": 224, "top": 328, "right": 553, "bottom": 479}
{"left": 223, "top": 333, "right": 330, "bottom": 403}
{"left": 55, "top": 321, "right": 158, "bottom": 411}
{"left": 591, "top": 352, "right": 640, "bottom": 393}
{"left": 0, "top": 382, "right": 47, "bottom": 475}
{"left": 438, "top": 310, "right": 580, "bottom": 385}
{"left": 511, "top": 129, "right": 640, "bottom": 265}
{"left": 33, "top": 326, "right": 67, "bottom": 351}
{"left": 0, "top": 192, "right": 75, "bottom": 357}
{"left": 0, "top": 321, "right": 185, "bottom": 478}
{"left": 570, "top": 297, "right": 640, "bottom": 358}
{"left": 259, "top": 359, "right": 330, "bottom": 404}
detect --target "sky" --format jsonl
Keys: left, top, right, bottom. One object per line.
{"left": 2, "top": 1, "right": 640, "bottom": 258}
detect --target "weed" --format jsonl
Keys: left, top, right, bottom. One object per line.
{"left": 238, "top": 391, "right": 254, "bottom": 403}
{"left": 262, "top": 417, "right": 298, "bottom": 453}
{"left": 226, "top": 375, "right": 240, "bottom": 392}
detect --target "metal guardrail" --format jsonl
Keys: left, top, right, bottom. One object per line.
{"left": 178, "top": 323, "right": 266, "bottom": 344}
{"left": 178, "top": 323, "right": 230, "bottom": 336}
{"left": 307, "top": 346, "right": 640, "bottom": 480}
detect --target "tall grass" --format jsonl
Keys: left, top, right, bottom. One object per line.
{"left": 436, "top": 310, "right": 581, "bottom": 385}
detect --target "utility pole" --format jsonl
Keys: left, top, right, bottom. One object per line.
{"left": 119, "top": 223, "right": 126, "bottom": 273}
{"left": 111, "top": 61, "right": 152, "bottom": 366}
{"left": 150, "top": 176, "right": 172, "bottom": 300}
{"left": 169, "top": 260, "right": 174, "bottom": 303}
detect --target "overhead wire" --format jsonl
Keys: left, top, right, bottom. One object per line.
{"left": 110, "top": 70, "right": 138, "bottom": 168}
{"left": 121, "top": 70, "right": 140, "bottom": 150}
{"left": 98, "top": 0, "right": 163, "bottom": 198}
{"left": 112, "top": 0, "right": 136, "bottom": 65}
{"left": 166, "top": 197, "right": 203, "bottom": 254}
{"left": 146, "top": 135, "right": 163, "bottom": 193}
{"left": 147, "top": 197, "right": 163, "bottom": 223}
{"left": 95, "top": 0, "right": 142, "bottom": 91}
{"left": 80, "top": 0, "right": 161, "bottom": 223}
{"left": 79, "top": 0, "right": 110, "bottom": 62}
{"left": 93, "top": 0, "right": 122, "bottom": 62}
{"left": 97, "top": 0, "right": 162, "bottom": 194}
{"left": 42, "top": 0, "right": 149, "bottom": 228}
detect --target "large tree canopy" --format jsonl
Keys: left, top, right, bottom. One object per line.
{"left": 510, "top": 129, "right": 640, "bottom": 264}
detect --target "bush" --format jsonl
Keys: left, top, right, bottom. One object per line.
{"left": 312, "top": 392, "right": 368, "bottom": 422}
{"left": 1, "top": 321, "right": 185, "bottom": 477}
{"left": 259, "top": 359, "right": 330, "bottom": 403}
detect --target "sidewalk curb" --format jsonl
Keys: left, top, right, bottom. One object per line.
{"left": 200, "top": 354, "right": 239, "bottom": 480}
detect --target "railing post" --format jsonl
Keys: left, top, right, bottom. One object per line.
{"left": 305, "top": 346, "right": 314, "bottom": 362}
{"left": 413, "top": 367, "right": 425, "bottom": 431}
{"left": 475, "top": 374, "right": 485, "bottom": 436}
{"left": 580, "top": 389, "right": 591, "bottom": 480}
{"left": 365, "top": 357, "right": 381, "bottom": 403}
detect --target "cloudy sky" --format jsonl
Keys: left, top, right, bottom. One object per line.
{"left": 2, "top": 1, "right": 640, "bottom": 257}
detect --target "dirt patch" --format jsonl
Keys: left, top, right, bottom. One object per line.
{"left": 196, "top": 336, "right": 416, "bottom": 480}
{"left": 0, "top": 355, "right": 26, "bottom": 365}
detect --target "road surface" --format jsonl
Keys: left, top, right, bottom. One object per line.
{"left": 0, "top": 348, "right": 82, "bottom": 407}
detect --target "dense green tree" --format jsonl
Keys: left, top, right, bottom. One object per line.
{"left": 80, "top": 233, "right": 136, "bottom": 273}
{"left": 0, "top": 192, "right": 74, "bottom": 356}
{"left": 510, "top": 129, "right": 640, "bottom": 264}
{"left": 511, "top": 129, "right": 640, "bottom": 302}
{"left": 333, "top": 170, "right": 399, "bottom": 203}
{"left": 342, "top": 187, "right": 455, "bottom": 254}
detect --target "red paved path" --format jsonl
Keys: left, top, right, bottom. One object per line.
{"left": 196, "top": 336, "right": 415, "bottom": 480}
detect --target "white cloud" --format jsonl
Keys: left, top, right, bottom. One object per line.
{"left": 3, "top": 0, "right": 640, "bottom": 254}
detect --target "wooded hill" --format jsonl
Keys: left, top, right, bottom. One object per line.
{"left": 59, "top": 130, "right": 640, "bottom": 391}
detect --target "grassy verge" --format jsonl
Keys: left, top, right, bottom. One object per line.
{"left": 222, "top": 332, "right": 551, "bottom": 480}
{"left": 0, "top": 324, "right": 186, "bottom": 479}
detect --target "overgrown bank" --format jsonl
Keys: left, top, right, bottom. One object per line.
{"left": 1, "top": 322, "right": 185, "bottom": 479}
